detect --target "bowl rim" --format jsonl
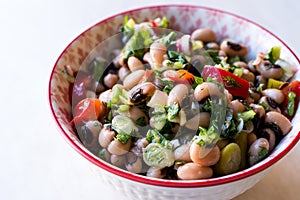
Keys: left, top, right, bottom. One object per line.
{"left": 48, "top": 4, "right": 300, "bottom": 188}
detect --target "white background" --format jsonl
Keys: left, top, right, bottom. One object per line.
{"left": 0, "top": 0, "right": 299, "bottom": 200}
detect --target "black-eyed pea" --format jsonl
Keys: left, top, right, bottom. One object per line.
{"left": 247, "top": 132, "right": 257, "bottom": 147}
{"left": 190, "top": 143, "right": 220, "bottom": 166}
{"left": 194, "top": 82, "right": 221, "bottom": 102}
{"left": 98, "top": 127, "right": 116, "bottom": 148}
{"left": 125, "top": 152, "right": 143, "bottom": 174}
{"left": 177, "top": 162, "right": 213, "bottom": 180}
{"left": 248, "top": 138, "right": 269, "bottom": 166}
{"left": 167, "top": 84, "right": 189, "bottom": 106}
{"left": 260, "top": 128, "right": 276, "bottom": 152}
{"left": 230, "top": 100, "right": 245, "bottom": 118}
{"left": 191, "top": 28, "right": 216, "bottom": 43}
{"left": 104, "top": 73, "right": 119, "bottom": 88}
{"left": 118, "top": 66, "right": 130, "bottom": 81}
{"left": 110, "top": 154, "right": 126, "bottom": 167}
{"left": 220, "top": 40, "right": 248, "bottom": 57}
{"left": 123, "top": 69, "right": 145, "bottom": 90}
{"left": 259, "top": 96, "right": 281, "bottom": 113}
{"left": 174, "top": 144, "right": 192, "bottom": 162}
{"left": 262, "top": 88, "right": 285, "bottom": 104}
{"left": 233, "top": 61, "right": 249, "bottom": 69}
{"left": 257, "top": 60, "right": 283, "bottom": 79}
{"left": 150, "top": 43, "right": 167, "bottom": 68}
{"left": 241, "top": 68, "right": 255, "bottom": 83}
{"left": 129, "top": 82, "right": 156, "bottom": 104}
{"left": 205, "top": 42, "right": 219, "bottom": 50}
{"left": 218, "top": 50, "right": 227, "bottom": 57}
{"left": 146, "top": 167, "right": 165, "bottom": 179}
{"left": 98, "top": 148, "right": 111, "bottom": 162}
{"left": 127, "top": 56, "right": 144, "bottom": 72}
{"left": 265, "top": 111, "right": 292, "bottom": 136}
{"left": 107, "top": 139, "right": 131, "bottom": 156}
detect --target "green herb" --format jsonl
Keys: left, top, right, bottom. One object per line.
{"left": 258, "top": 146, "right": 268, "bottom": 158}
{"left": 201, "top": 98, "right": 212, "bottom": 112}
{"left": 222, "top": 76, "right": 242, "bottom": 88}
{"left": 122, "top": 29, "right": 152, "bottom": 60}
{"left": 229, "top": 56, "right": 240, "bottom": 65}
{"left": 194, "top": 76, "right": 203, "bottom": 84}
{"left": 204, "top": 49, "right": 222, "bottom": 64}
{"left": 237, "top": 110, "right": 256, "bottom": 123}
{"left": 115, "top": 132, "right": 131, "bottom": 144}
{"left": 259, "top": 102, "right": 269, "bottom": 110}
{"left": 257, "top": 83, "right": 264, "bottom": 92}
{"left": 167, "top": 51, "right": 187, "bottom": 63}
{"left": 287, "top": 91, "right": 296, "bottom": 116}
{"left": 194, "top": 126, "right": 219, "bottom": 147}
{"left": 154, "top": 31, "right": 176, "bottom": 47}
{"left": 146, "top": 129, "right": 170, "bottom": 148}
{"left": 165, "top": 103, "right": 180, "bottom": 121}
{"left": 155, "top": 77, "right": 175, "bottom": 94}
{"left": 221, "top": 119, "right": 238, "bottom": 139}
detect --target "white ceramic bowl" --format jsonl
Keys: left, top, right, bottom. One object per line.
{"left": 49, "top": 5, "right": 300, "bottom": 200}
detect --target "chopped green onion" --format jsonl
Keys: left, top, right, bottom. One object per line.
{"left": 112, "top": 115, "right": 137, "bottom": 136}
{"left": 165, "top": 103, "right": 180, "bottom": 121}
{"left": 237, "top": 110, "right": 256, "bottom": 123}
{"left": 143, "top": 143, "right": 175, "bottom": 169}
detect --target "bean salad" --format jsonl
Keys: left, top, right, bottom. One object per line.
{"left": 67, "top": 17, "right": 300, "bottom": 180}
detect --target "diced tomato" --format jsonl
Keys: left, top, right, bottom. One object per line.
{"left": 202, "top": 65, "right": 250, "bottom": 98}
{"left": 166, "top": 69, "right": 195, "bottom": 85}
{"left": 71, "top": 98, "right": 103, "bottom": 125}
{"left": 281, "top": 80, "right": 300, "bottom": 119}
{"left": 150, "top": 20, "right": 158, "bottom": 27}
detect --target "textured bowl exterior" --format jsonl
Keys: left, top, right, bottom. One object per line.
{"left": 49, "top": 5, "right": 300, "bottom": 200}
{"left": 91, "top": 163, "right": 270, "bottom": 200}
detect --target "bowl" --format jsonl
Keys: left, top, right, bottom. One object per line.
{"left": 48, "top": 5, "right": 300, "bottom": 200}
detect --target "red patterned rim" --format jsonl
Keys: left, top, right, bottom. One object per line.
{"left": 48, "top": 4, "right": 300, "bottom": 188}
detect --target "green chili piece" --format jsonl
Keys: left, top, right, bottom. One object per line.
{"left": 287, "top": 91, "right": 296, "bottom": 116}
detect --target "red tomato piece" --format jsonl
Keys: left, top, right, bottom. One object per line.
{"left": 281, "top": 80, "right": 300, "bottom": 119}
{"left": 72, "top": 98, "right": 102, "bottom": 125}
{"left": 202, "top": 66, "right": 250, "bottom": 98}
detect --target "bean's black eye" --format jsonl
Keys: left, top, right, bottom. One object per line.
{"left": 266, "top": 97, "right": 278, "bottom": 109}
{"left": 227, "top": 41, "right": 242, "bottom": 51}
{"left": 130, "top": 88, "right": 147, "bottom": 104}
